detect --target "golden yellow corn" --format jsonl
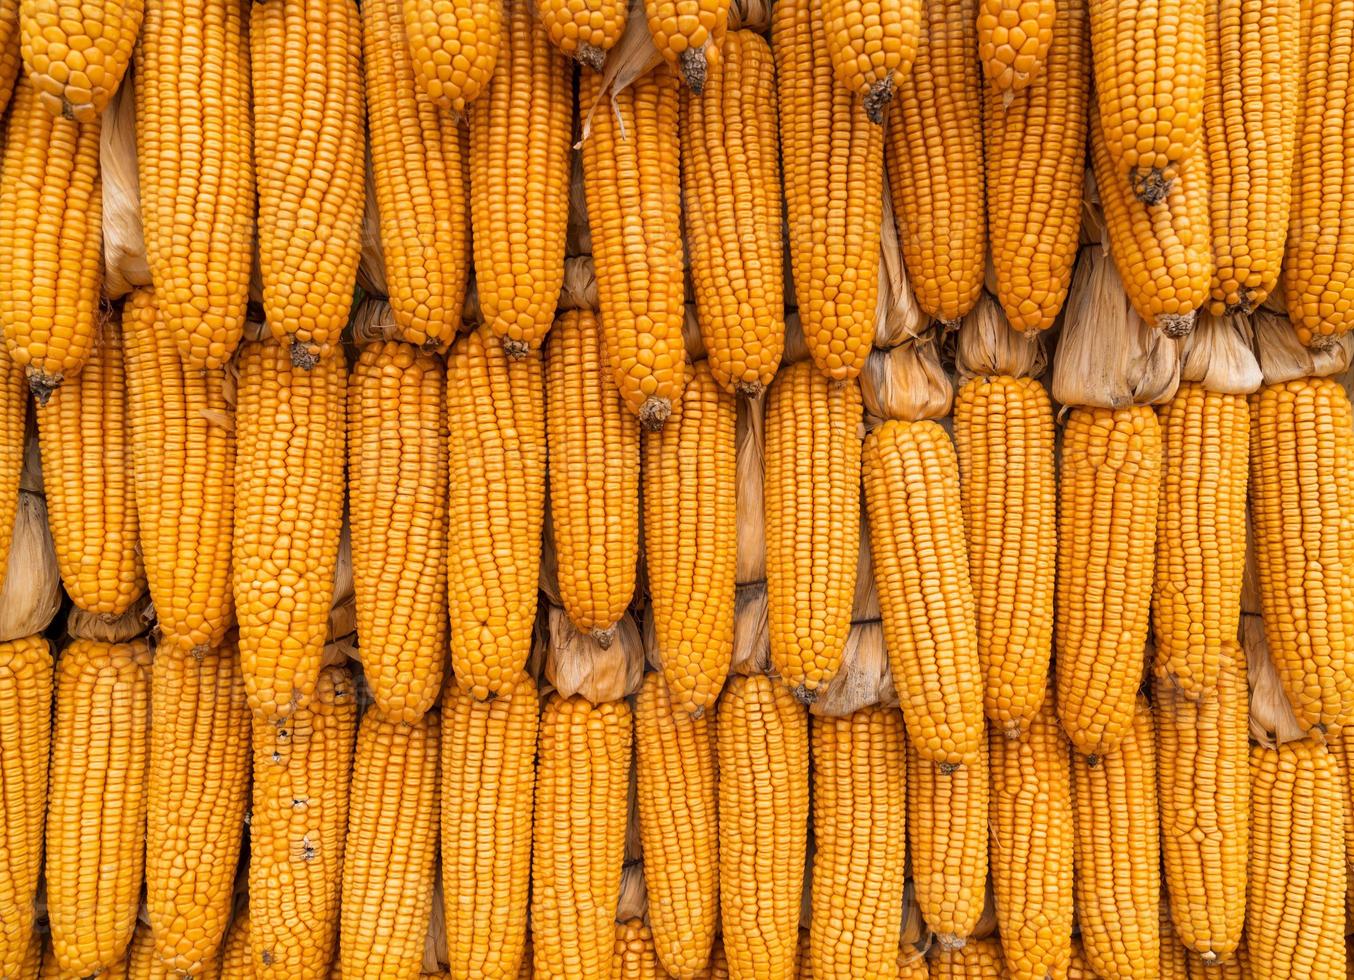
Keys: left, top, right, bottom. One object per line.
{"left": 1067, "top": 938, "right": 1094, "bottom": 980}
{"left": 251, "top": 0, "right": 364, "bottom": 366}
{"left": 643, "top": 359, "right": 737, "bottom": 715}
{"left": 1185, "top": 938, "right": 1250, "bottom": 979}
{"left": 978, "top": 0, "right": 1054, "bottom": 89}
{"left": 681, "top": 29, "right": 784, "bottom": 395}
{"left": 363, "top": 0, "right": 468, "bottom": 353}
{"left": 126, "top": 919, "right": 217, "bottom": 980}
{"left": 1249, "top": 377, "right": 1354, "bottom": 734}
{"left": 250, "top": 664, "right": 357, "bottom": 979}
{"left": 1160, "top": 905, "right": 1193, "bottom": 980}
{"left": 764, "top": 360, "right": 861, "bottom": 703}
{"left": 717, "top": 674, "right": 809, "bottom": 980}
{"left": 821, "top": 0, "right": 919, "bottom": 121}
{"left": 928, "top": 938, "right": 1009, "bottom": 979}
{"left": 644, "top": 0, "right": 728, "bottom": 91}
{"left": 41, "top": 937, "right": 126, "bottom": 980}
{"left": 146, "top": 644, "right": 251, "bottom": 978}
{"left": 535, "top": 0, "right": 626, "bottom": 68}
{"left": 233, "top": 340, "right": 346, "bottom": 722}
{"left": 0, "top": 75, "right": 101, "bottom": 401}
{"left": 1072, "top": 698, "right": 1160, "bottom": 980}
{"left": 775, "top": 0, "right": 882, "bottom": 380}
{"left": 613, "top": 920, "right": 663, "bottom": 980}
{"left": 19, "top": 0, "right": 140, "bottom": 120}
{"left": 532, "top": 694, "right": 631, "bottom": 980}
{"left": 1248, "top": 738, "right": 1346, "bottom": 980}
{"left": 446, "top": 326, "right": 545, "bottom": 702}
{"left": 580, "top": 65, "right": 686, "bottom": 428}
{"left": 0, "top": 340, "right": 27, "bottom": 596}
{"left": 348, "top": 341, "right": 447, "bottom": 722}
{"left": 220, "top": 910, "right": 253, "bottom": 979}
{"left": 897, "top": 946, "right": 928, "bottom": 980}
{"left": 1055, "top": 406, "right": 1161, "bottom": 759}
{"left": 1330, "top": 730, "right": 1354, "bottom": 910}
{"left": 404, "top": 0, "right": 499, "bottom": 111}
{"left": 0, "top": 0, "right": 22, "bottom": 115}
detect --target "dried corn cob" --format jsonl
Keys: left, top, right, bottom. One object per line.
{"left": 978, "top": 0, "right": 1054, "bottom": 90}
{"left": 644, "top": 0, "right": 728, "bottom": 91}
{"left": 404, "top": 0, "right": 500, "bottom": 111}
{"left": 19, "top": 0, "right": 141, "bottom": 120}
{"left": 536, "top": 0, "right": 626, "bottom": 68}
{"left": 820, "top": 0, "right": 918, "bottom": 121}
{"left": 0, "top": 0, "right": 22, "bottom": 114}
{"left": 0, "top": 340, "right": 24, "bottom": 596}
{"left": 929, "top": 938, "right": 1008, "bottom": 979}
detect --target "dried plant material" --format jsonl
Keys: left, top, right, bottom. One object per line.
{"left": 616, "top": 863, "right": 648, "bottom": 922}
{"left": 682, "top": 304, "right": 707, "bottom": 361}
{"left": 1252, "top": 308, "right": 1354, "bottom": 384}
{"left": 101, "top": 71, "right": 149, "bottom": 300}
{"left": 327, "top": 593, "right": 357, "bottom": 644}
{"left": 545, "top": 606, "right": 643, "bottom": 703}
{"left": 558, "top": 256, "right": 599, "bottom": 312}
{"left": 577, "top": 8, "right": 663, "bottom": 141}
{"left": 861, "top": 333, "right": 953, "bottom": 424}
{"left": 422, "top": 873, "right": 448, "bottom": 974}
{"left": 810, "top": 620, "right": 896, "bottom": 717}
{"left": 0, "top": 492, "right": 61, "bottom": 642}
{"left": 357, "top": 152, "right": 388, "bottom": 298}
{"left": 65, "top": 591, "right": 153, "bottom": 643}
{"left": 782, "top": 311, "right": 810, "bottom": 366}
{"left": 954, "top": 291, "right": 1048, "bottom": 382}
{"left": 730, "top": 581, "right": 770, "bottom": 676}
{"left": 322, "top": 633, "right": 360, "bottom": 667}
{"left": 1244, "top": 613, "right": 1305, "bottom": 747}
{"left": 565, "top": 152, "right": 591, "bottom": 257}
{"left": 1179, "top": 314, "right": 1262, "bottom": 394}
{"left": 852, "top": 507, "right": 880, "bottom": 623}
{"left": 348, "top": 295, "right": 400, "bottom": 345}
{"left": 1080, "top": 167, "right": 1107, "bottom": 247}
{"left": 735, "top": 391, "right": 766, "bottom": 586}
{"left": 331, "top": 515, "right": 353, "bottom": 613}
{"left": 875, "top": 189, "right": 927, "bottom": 348}
{"left": 899, "top": 880, "right": 926, "bottom": 947}
{"left": 727, "top": 0, "right": 770, "bottom": 30}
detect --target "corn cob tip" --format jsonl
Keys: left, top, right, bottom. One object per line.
{"left": 1002, "top": 722, "right": 1022, "bottom": 740}
{"left": 1158, "top": 313, "right": 1196, "bottom": 338}
{"left": 792, "top": 682, "right": 817, "bottom": 706}
{"left": 591, "top": 625, "right": 616, "bottom": 648}
{"left": 1307, "top": 333, "right": 1341, "bottom": 354}
{"left": 680, "top": 47, "right": 708, "bottom": 94}
{"left": 937, "top": 760, "right": 962, "bottom": 775}
{"left": 502, "top": 336, "right": 531, "bottom": 359}
{"left": 26, "top": 369, "right": 61, "bottom": 405}
{"left": 1130, "top": 168, "right": 1170, "bottom": 205}
{"left": 290, "top": 339, "right": 320, "bottom": 370}
{"left": 639, "top": 396, "right": 672, "bottom": 430}
{"left": 1226, "top": 288, "right": 1258, "bottom": 317}
{"left": 577, "top": 42, "right": 606, "bottom": 71}
{"left": 936, "top": 933, "right": 967, "bottom": 951}
{"left": 735, "top": 379, "right": 765, "bottom": 398}
{"left": 1085, "top": 753, "right": 1101, "bottom": 768}
{"left": 863, "top": 76, "right": 895, "bottom": 125}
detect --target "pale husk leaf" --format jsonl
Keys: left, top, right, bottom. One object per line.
{"left": 851, "top": 505, "right": 879, "bottom": 622}
{"left": 1243, "top": 613, "right": 1305, "bottom": 748}
{"left": 1252, "top": 308, "right": 1354, "bottom": 383}
{"left": 727, "top": 0, "right": 770, "bottom": 31}
{"left": 1079, "top": 167, "right": 1107, "bottom": 246}
{"left": 20, "top": 414, "right": 41, "bottom": 494}
{"left": 810, "top": 621, "right": 895, "bottom": 717}
{"left": 566, "top": 151, "right": 591, "bottom": 258}
{"left": 954, "top": 291, "right": 1048, "bottom": 382}
{"left": 540, "top": 499, "right": 563, "bottom": 607}
{"left": 423, "top": 871, "right": 449, "bottom": 974}
{"left": 348, "top": 295, "right": 400, "bottom": 344}
{"left": 899, "top": 880, "right": 926, "bottom": 946}
{"left": 682, "top": 304, "right": 706, "bottom": 361}
{"left": 616, "top": 862, "right": 648, "bottom": 923}
{"left": 735, "top": 391, "right": 766, "bottom": 585}
{"left": 782, "top": 311, "right": 809, "bottom": 366}
{"left": 357, "top": 151, "right": 388, "bottom": 297}
{"left": 576, "top": 6, "right": 662, "bottom": 143}
{"left": 66, "top": 590, "right": 153, "bottom": 642}
{"left": 332, "top": 515, "right": 353, "bottom": 610}
{"left": 545, "top": 605, "right": 643, "bottom": 703}
{"left": 1178, "top": 313, "right": 1262, "bottom": 393}
{"left": 328, "top": 594, "right": 357, "bottom": 644}
{"left": 100, "top": 70, "right": 150, "bottom": 300}
{"left": 1240, "top": 516, "right": 1261, "bottom": 615}
{"left": 875, "top": 186, "right": 927, "bottom": 347}
{"left": 559, "top": 255, "right": 599, "bottom": 312}
{"left": 861, "top": 333, "right": 952, "bottom": 424}
{"left": 0, "top": 492, "right": 62, "bottom": 641}
{"left": 321, "top": 632, "right": 359, "bottom": 667}
{"left": 730, "top": 580, "right": 769, "bottom": 676}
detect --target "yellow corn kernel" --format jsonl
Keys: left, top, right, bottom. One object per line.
{"left": 820, "top": 0, "right": 919, "bottom": 121}
{"left": 928, "top": 937, "right": 1009, "bottom": 979}
{"left": 535, "top": 0, "right": 626, "bottom": 68}
{"left": 613, "top": 919, "right": 664, "bottom": 980}
{"left": 978, "top": 0, "right": 1054, "bottom": 89}
{"left": 1330, "top": 730, "right": 1354, "bottom": 912}
{"left": 644, "top": 0, "right": 728, "bottom": 91}
{"left": 404, "top": 0, "right": 499, "bottom": 111}
{"left": 0, "top": 0, "right": 21, "bottom": 115}
{"left": 220, "top": 910, "right": 253, "bottom": 979}
{"left": 0, "top": 337, "right": 28, "bottom": 596}
{"left": 1067, "top": 938, "right": 1095, "bottom": 979}
{"left": 19, "top": 0, "right": 140, "bottom": 120}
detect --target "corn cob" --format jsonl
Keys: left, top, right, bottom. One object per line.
{"left": 19, "top": 0, "right": 140, "bottom": 120}
{"left": 233, "top": 340, "right": 346, "bottom": 722}
{"left": 977, "top": 0, "right": 1054, "bottom": 90}
{"left": 1331, "top": 731, "right": 1354, "bottom": 911}
{"left": 1089, "top": 0, "right": 1206, "bottom": 202}
{"left": 1186, "top": 940, "right": 1249, "bottom": 979}
{"left": 885, "top": 0, "right": 985, "bottom": 325}
{"left": 764, "top": 360, "right": 861, "bottom": 703}
{"left": 635, "top": 672, "right": 719, "bottom": 977}
{"left": 251, "top": 0, "right": 364, "bottom": 367}
{"left": 532, "top": 694, "right": 631, "bottom": 980}
{"left": 250, "top": 664, "right": 357, "bottom": 979}
{"left": 643, "top": 359, "right": 737, "bottom": 715}
{"left": 122, "top": 288, "right": 234, "bottom": 654}
{"left": 1248, "top": 738, "right": 1346, "bottom": 980}
{"left": 0, "top": 637, "right": 51, "bottom": 978}
{"left": 863, "top": 419, "right": 983, "bottom": 768}
{"left": 820, "top": 0, "right": 919, "bottom": 121}
{"left": 579, "top": 66, "right": 686, "bottom": 428}
{"left": 0, "top": 75, "right": 101, "bottom": 401}
{"left": 125, "top": 920, "right": 217, "bottom": 980}
{"left": 146, "top": 644, "right": 251, "bottom": 977}
{"left": 1072, "top": 698, "right": 1160, "bottom": 980}
{"left": 907, "top": 734, "right": 988, "bottom": 947}
{"left": 348, "top": 341, "right": 447, "bottom": 722}
{"left": 0, "top": 0, "right": 21, "bottom": 114}
{"left": 897, "top": 947, "right": 928, "bottom": 980}
{"left": 808, "top": 706, "right": 907, "bottom": 978}
{"left": 1153, "top": 383, "right": 1248, "bottom": 695}
{"left": 0, "top": 340, "right": 26, "bottom": 595}
{"left": 612, "top": 919, "right": 664, "bottom": 979}
{"left": 41, "top": 939, "right": 126, "bottom": 980}
{"left": 446, "top": 326, "right": 545, "bottom": 701}
{"left": 340, "top": 709, "right": 440, "bottom": 980}
{"left": 220, "top": 910, "right": 252, "bottom": 979}
{"left": 404, "top": 0, "right": 500, "bottom": 111}
{"left": 984, "top": 0, "right": 1088, "bottom": 333}
{"left": 1249, "top": 377, "right": 1354, "bottom": 733}
{"left": 36, "top": 313, "right": 144, "bottom": 615}
{"left": 136, "top": 0, "right": 253, "bottom": 368}
{"left": 547, "top": 310, "right": 640, "bottom": 644}
{"left": 46, "top": 638, "right": 151, "bottom": 976}
{"left": 1055, "top": 406, "right": 1161, "bottom": 759}
{"left": 988, "top": 694, "right": 1073, "bottom": 980}
{"left": 717, "top": 675, "right": 809, "bottom": 980}
{"left": 471, "top": 0, "right": 571, "bottom": 356}
{"left": 1160, "top": 906, "right": 1193, "bottom": 980}
{"left": 363, "top": 0, "right": 468, "bottom": 353}
{"left": 536, "top": 0, "right": 625, "bottom": 68}
{"left": 1067, "top": 938, "right": 1094, "bottom": 980}
{"left": 644, "top": 0, "right": 728, "bottom": 92}
{"left": 775, "top": 0, "right": 883, "bottom": 380}
{"left": 681, "top": 29, "right": 784, "bottom": 396}
{"left": 929, "top": 938, "right": 1008, "bottom": 979}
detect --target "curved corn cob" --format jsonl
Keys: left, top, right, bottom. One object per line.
{"left": 250, "top": 664, "right": 357, "bottom": 980}
{"left": 929, "top": 938, "right": 1008, "bottom": 978}
{"left": 989, "top": 695, "right": 1073, "bottom": 980}
{"left": 863, "top": 419, "right": 984, "bottom": 768}
{"left": 984, "top": 0, "right": 1088, "bottom": 333}
{"left": 546, "top": 310, "right": 640, "bottom": 643}
{"left": 1203, "top": 0, "right": 1300, "bottom": 314}
{"left": 1331, "top": 732, "right": 1354, "bottom": 914}
{"left": 536, "top": 0, "right": 626, "bottom": 68}
{"left": 363, "top": 0, "right": 468, "bottom": 353}
{"left": 404, "top": 0, "right": 500, "bottom": 111}
{"left": 0, "top": 0, "right": 21, "bottom": 115}
{"left": 635, "top": 673, "right": 719, "bottom": 977}
{"left": 441, "top": 674, "right": 537, "bottom": 980}
{"left": 136, "top": 0, "right": 253, "bottom": 368}
{"left": 1055, "top": 406, "right": 1161, "bottom": 759}
{"left": 953, "top": 375, "right": 1056, "bottom": 736}
{"left": 820, "top": 0, "right": 918, "bottom": 122}
{"left": 233, "top": 341, "right": 346, "bottom": 722}
{"left": 580, "top": 66, "right": 686, "bottom": 429}
{"left": 220, "top": 910, "right": 252, "bottom": 978}
{"left": 1249, "top": 377, "right": 1354, "bottom": 734}
{"left": 907, "top": 735, "right": 988, "bottom": 946}
{"left": 1185, "top": 939, "right": 1249, "bottom": 979}
{"left": 978, "top": 0, "right": 1055, "bottom": 90}
{"left": 0, "top": 76, "right": 101, "bottom": 401}
{"left": 1071, "top": 698, "right": 1160, "bottom": 980}
{"left": 775, "top": 0, "right": 882, "bottom": 380}
{"left": 1153, "top": 383, "right": 1248, "bottom": 695}
{"left": 1067, "top": 938, "right": 1094, "bottom": 979}
{"left": 123, "top": 288, "right": 234, "bottom": 654}
{"left": 19, "top": 0, "right": 141, "bottom": 120}
{"left": 46, "top": 638, "right": 152, "bottom": 976}
{"left": 681, "top": 30, "right": 784, "bottom": 396}
{"left": 1089, "top": 0, "right": 1206, "bottom": 202}
{"left": 643, "top": 360, "right": 737, "bottom": 715}
{"left": 348, "top": 341, "right": 447, "bottom": 722}
{"left": 340, "top": 710, "right": 440, "bottom": 980}
{"left": 1248, "top": 739, "right": 1346, "bottom": 980}
{"left": 764, "top": 361, "right": 861, "bottom": 703}
{"left": 808, "top": 706, "right": 907, "bottom": 979}
{"left": 126, "top": 920, "right": 215, "bottom": 980}
{"left": 446, "top": 327, "right": 545, "bottom": 702}
{"left": 886, "top": 0, "right": 985, "bottom": 326}
{"left": 37, "top": 314, "right": 144, "bottom": 616}
{"left": 0, "top": 340, "right": 26, "bottom": 595}
{"left": 251, "top": 0, "right": 364, "bottom": 367}
{"left": 644, "top": 0, "right": 728, "bottom": 92}
{"left": 532, "top": 695, "right": 631, "bottom": 980}
{"left": 716, "top": 675, "right": 809, "bottom": 980}
{"left": 146, "top": 645, "right": 251, "bottom": 977}
{"left": 1160, "top": 906, "right": 1193, "bottom": 980}
{"left": 614, "top": 920, "right": 663, "bottom": 980}
{"left": 1155, "top": 653, "right": 1248, "bottom": 963}
{"left": 471, "top": 0, "right": 571, "bottom": 356}
{"left": 0, "top": 637, "right": 52, "bottom": 978}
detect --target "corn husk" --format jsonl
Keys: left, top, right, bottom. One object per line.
{"left": 322, "top": 632, "right": 360, "bottom": 668}
{"left": 0, "top": 491, "right": 61, "bottom": 641}
{"left": 875, "top": 188, "right": 927, "bottom": 347}
{"left": 65, "top": 590, "right": 153, "bottom": 642}
{"left": 1052, "top": 245, "right": 1180, "bottom": 409}
{"left": 348, "top": 295, "right": 399, "bottom": 344}
{"left": 1240, "top": 518, "right": 1261, "bottom": 616}
{"left": 461, "top": 275, "right": 481, "bottom": 330}
{"left": 558, "top": 255, "right": 599, "bottom": 312}
{"left": 616, "top": 863, "right": 648, "bottom": 922}
{"left": 422, "top": 870, "right": 449, "bottom": 974}
{"left": 1080, "top": 168, "right": 1107, "bottom": 247}
{"left": 100, "top": 70, "right": 149, "bottom": 300}
{"left": 545, "top": 605, "right": 643, "bottom": 703}
{"left": 625, "top": 749, "right": 642, "bottom": 861}
{"left": 539, "top": 500, "right": 564, "bottom": 607}
{"left": 730, "top": 580, "right": 769, "bottom": 677}
{"left": 781, "top": 311, "right": 810, "bottom": 366}
{"left": 1243, "top": 613, "right": 1305, "bottom": 748}
{"left": 972, "top": 880, "right": 999, "bottom": 940}
{"left": 899, "top": 880, "right": 926, "bottom": 947}
{"left": 332, "top": 515, "right": 353, "bottom": 611}
{"left": 851, "top": 505, "right": 880, "bottom": 622}
{"left": 577, "top": 6, "right": 662, "bottom": 142}
{"left": 954, "top": 292, "right": 1048, "bottom": 382}
{"left": 735, "top": 390, "right": 766, "bottom": 584}
{"left": 682, "top": 304, "right": 706, "bottom": 361}
{"left": 1252, "top": 308, "right": 1354, "bottom": 383}
{"left": 357, "top": 152, "right": 388, "bottom": 297}
{"left": 811, "top": 621, "right": 896, "bottom": 717}
{"left": 861, "top": 332, "right": 952, "bottom": 424}
{"left": 20, "top": 412, "right": 41, "bottom": 494}
{"left": 727, "top": 0, "right": 770, "bottom": 31}
{"left": 565, "top": 150, "right": 591, "bottom": 258}
{"left": 1179, "top": 313, "right": 1262, "bottom": 394}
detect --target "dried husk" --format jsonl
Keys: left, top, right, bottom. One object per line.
{"left": 20, "top": 412, "right": 41, "bottom": 493}
{"left": 0, "top": 491, "right": 62, "bottom": 641}
{"left": 1080, "top": 168, "right": 1107, "bottom": 246}
{"left": 616, "top": 863, "right": 648, "bottom": 922}
{"left": 727, "top": 0, "right": 770, "bottom": 31}
{"left": 735, "top": 391, "right": 765, "bottom": 586}
{"left": 851, "top": 506, "right": 879, "bottom": 623}
{"left": 576, "top": 5, "right": 662, "bottom": 142}
{"left": 1179, "top": 313, "right": 1262, "bottom": 394}
{"left": 1243, "top": 613, "right": 1305, "bottom": 747}
{"left": 1052, "top": 245, "right": 1180, "bottom": 409}
{"left": 422, "top": 871, "right": 449, "bottom": 974}
{"left": 348, "top": 295, "right": 400, "bottom": 344}
{"left": 566, "top": 152, "right": 591, "bottom": 258}
{"left": 730, "top": 580, "right": 769, "bottom": 677}
{"left": 539, "top": 500, "right": 564, "bottom": 607}
{"left": 1251, "top": 308, "right": 1354, "bottom": 383}
{"left": 899, "top": 880, "right": 926, "bottom": 947}
{"left": 954, "top": 291, "right": 1048, "bottom": 382}
{"left": 65, "top": 590, "right": 153, "bottom": 642}
{"left": 558, "top": 255, "right": 599, "bottom": 312}
{"left": 100, "top": 70, "right": 149, "bottom": 300}
{"left": 875, "top": 187, "right": 927, "bottom": 347}
{"left": 357, "top": 152, "right": 388, "bottom": 297}
{"left": 332, "top": 515, "right": 353, "bottom": 612}
{"left": 322, "top": 632, "right": 360, "bottom": 668}
{"left": 811, "top": 621, "right": 896, "bottom": 717}
{"left": 625, "top": 749, "right": 642, "bottom": 861}
{"left": 545, "top": 605, "right": 643, "bottom": 703}
{"left": 328, "top": 594, "right": 357, "bottom": 644}
{"left": 861, "top": 332, "right": 953, "bottom": 424}
{"left": 682, "top": 304, "right": 706, "bottom": 361}
{"left": 1240, "top": 517, "right": 1261, "bottom": 616}
{"left": 782, "top": 311, "right": 810, "bottom": 366}
{"left": 461, "top": 274, "right": 481, "bottom": 329}
{"left": 1261, "top": 276, "right": 1286, "bottom": 314}
{"left": 972, "top": 880, "right": 999, "bottom": 940}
